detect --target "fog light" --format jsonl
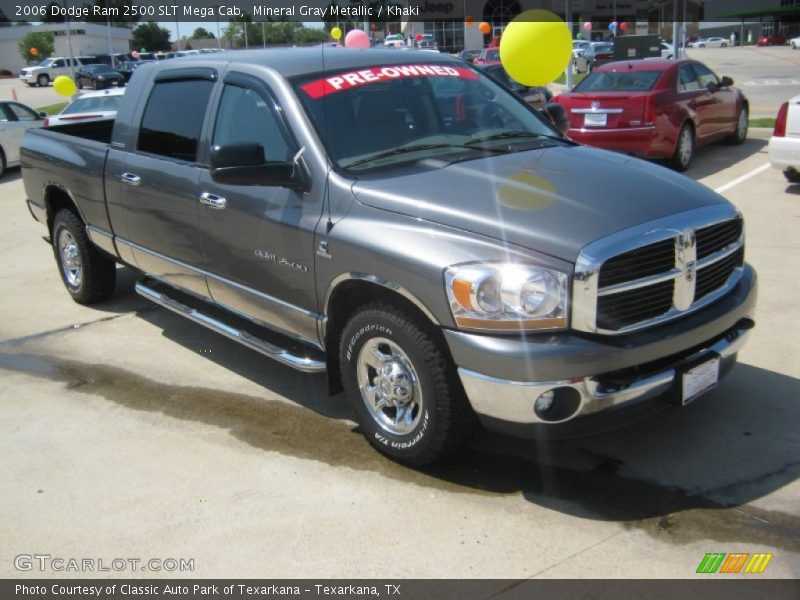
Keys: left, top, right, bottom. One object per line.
{"left": 534, "top": 390, "right": 555, "bottom": 413}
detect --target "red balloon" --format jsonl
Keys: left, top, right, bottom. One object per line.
{"left": 465, "top": 17, "right": 474, "bottom": 27}
{"left": 620, "top": 22, "right": 629, "bottom": 31}
{"left": 479, "top": 22, "right": 491, "bottom": 35}
{"left": 415, "top": 33, "right": 423, "bottom": 42}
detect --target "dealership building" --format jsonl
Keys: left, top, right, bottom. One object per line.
{"left": 400, "top": 0, "right": 800, "bottom": 53}
{"left": 0, "top": 22, "right": 132, "bottom": 75}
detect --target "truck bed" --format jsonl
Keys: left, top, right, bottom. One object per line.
{"left": 21, "top": 119, "right": 116, "bottom": 237}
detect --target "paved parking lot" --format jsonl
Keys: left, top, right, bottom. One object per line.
{"left": 1, "top": 128, "right": 798, "bottom": 579}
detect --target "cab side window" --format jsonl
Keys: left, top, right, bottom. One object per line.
{"left": 52, "top": 59, "right": 64, "bottom": 68}
{"left": 692, "top": 63, "right": 719, "bottom": 89}
{"left": 212, "top": 84, "right": 291, "bottom": 163}
{"left": 138, "top": 78, "right": 215, "bottom": 162}
{"left": 678, "top": 65, "right": 700, "bottom": 92}
{"left": 8, "top": 103, "right": 38, "bottom": 121}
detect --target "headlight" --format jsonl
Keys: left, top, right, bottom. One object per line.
{"left": 444, "top": 263, "right": 568, "bottom": 332}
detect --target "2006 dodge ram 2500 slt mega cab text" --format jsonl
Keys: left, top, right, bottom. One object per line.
{"left": 22, "top": 49, "right": 757, "bottom": 465}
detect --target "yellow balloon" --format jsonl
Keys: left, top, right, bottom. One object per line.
{"left": 53, "top": 75, "right": 77, "bottom": 96}
{"left": 499, "top": 10, "right": 572, "bottom": 87}
{"left": 331, "top": 27, "right": 342, "bottom": 40}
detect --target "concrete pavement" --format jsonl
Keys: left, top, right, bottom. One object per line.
{"left": 0, "top": 132, "right": 798, "bottom": 579}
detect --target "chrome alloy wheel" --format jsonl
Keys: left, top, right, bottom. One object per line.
{"left": 356, "top": 337, "right": 423, "bottom": 435}
{"left": 679, "top": 127, "right": 693, "bottom": 167}
{"left": 58, "top": 229, "right": 82, "bottom": 288}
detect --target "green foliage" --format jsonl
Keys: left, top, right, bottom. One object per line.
{"left": 19, "top": 31, "right": 55, "bottom": 62}
{"left": 131, "top": 21, "right": 171, "bottom": 52}
{"left": 191, "top": 27, "right": 215, "bottom": 40}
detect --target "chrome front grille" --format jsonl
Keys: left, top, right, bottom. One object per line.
{"left": 572, "top": 205, "right": 745, "bottom": 335}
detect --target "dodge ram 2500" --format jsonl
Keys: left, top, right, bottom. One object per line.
{"left": 22, "top": 48, "right": 757, "bottom": 465}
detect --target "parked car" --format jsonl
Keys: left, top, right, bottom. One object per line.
{"left": 554, "top": 59, "right": 748, "bottom": 170}
{"left": 0, "top": 101, "right": 45, "bottom": 177}
{"left": 660, "top": 42, "right": 675, "bottom": 59}
{"left": 21, "top": 48, "right": 756, "bottom": 466}
{"left": 45, "top": 88, "right": 125, "bottom": 127}
{"left": 76, "top": 64, "right": 126, "bottom": 90}
{"left": 116, "top": 61, "right": 142, "bottom": 82}
{"left": 473, "top": 48, "right": 500, "bottom": 65}
{"left": 768, "top": 94, "right": 800, "bottom": 183}
{"left": 383, "top": 34, "right": 404, "bottom": 48}
{"left": 790, "top": 36, "right": 800, "bottom": 49}
{"left": 19, "top": 56, "right": 98, "bottom": 87}
{"left": 757, "top": 34, "right": 786, "bottom": 47}
{"left": 457, "top": 49, "right": 481, "bottom": 64}
{"left": 573, "top": 42, "right": 614, "bottom": 73}
{"left": 690, "top": 37, "right": 728, "bottom": 48}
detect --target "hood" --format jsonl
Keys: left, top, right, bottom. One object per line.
{"left": 351, "top": 144, "right": 728, "bottom": 263}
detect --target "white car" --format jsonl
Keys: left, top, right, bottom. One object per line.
{"left": 384, "top": 34, "right": 405, "bottom": 47}
{"left": 769, "top": 94, "right": 800, "bottom": 183}
{"left": 19, "top": 56, "right": 98, "bottom": 87}
{"left": 690, "top": 37, "right": 728, "bottom": 48}
{"left": 45, "top": 88, "right": 125, "bottom": 127}
{"left": 0, "top": 101, "right": 45, "bottom": 177}
{"left": 790, "top": 36, "right": 800, "bottom": 49}
{"left": 660, "top": 42, "right": 675, "bottom": 59}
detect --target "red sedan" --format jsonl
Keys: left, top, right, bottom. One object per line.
{"left": 757, "top": 34, "right": 786, "bottom": 46}
{"left": 554, "top": 59, "right": 749, "bottom": 170}
{"left": 473, "top": 48, "right": 500, "bottom": 65}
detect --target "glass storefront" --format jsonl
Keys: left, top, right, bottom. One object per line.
{"left": 423, "top": 21, "right": 465, "bottom": 53}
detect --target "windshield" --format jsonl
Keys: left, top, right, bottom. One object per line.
{"left": 292, "top": 62, "right": 560, "bottom": 173}
{"left": 574, "top": 70, "right": 662, "bottom": 92}
{"left": 62, "top": 94, "right": 123, "bottom": 114}
{"left": 591, "top": 44, "right": 614, "bottom": 54}
{"left": 38, "top": 58, "right": 54, "bottom": 67}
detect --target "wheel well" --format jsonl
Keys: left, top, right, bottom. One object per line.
{"left": 44, "top": 186, "right": 80, "bottom": 237}
{"left": 323, "top": 279, "right": 443, "bottom": 394}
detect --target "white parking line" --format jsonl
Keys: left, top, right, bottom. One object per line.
{"left": 714, "top": 163, "right": 772, "bottom": 194}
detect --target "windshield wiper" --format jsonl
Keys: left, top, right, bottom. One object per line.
{"left": 465, "top": 130, "right": 561, "bottom": 146}
{"left": 343, "top": 144, "right": 469, "bottom": 169}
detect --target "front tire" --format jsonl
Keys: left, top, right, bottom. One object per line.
{"left": 0, "top": 148, "right": 5, "bottom": 179}
{"left": 339, "top": 303, "right": 473, "bottom": 466}
{"left": 785, "top": 168, "right": 800, "bottom": 183}
{"left": 671, "top": 123, "right": 694, "bottom": 171}
{"left": 37, "top": 74, "right": 49, "bottom": 87}
{"left": 52, "top": 210, "right": 116, "bottom": 304}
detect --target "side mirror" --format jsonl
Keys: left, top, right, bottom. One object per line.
{"left": 38, "top": 111, "right": 47, "bottom": 119}
{"left": 720, "top": 76, "right": 734, "bottom": 87}
{"left": 210, "top": 143, "right": 306, "bottom": 190}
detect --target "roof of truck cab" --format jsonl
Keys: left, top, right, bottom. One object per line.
{"left": 153, "top": 47, "right": 460, "bottom": 79}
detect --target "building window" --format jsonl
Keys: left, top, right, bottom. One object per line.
{"left": 423, "top": 20, "right": 465, "bottom": 53}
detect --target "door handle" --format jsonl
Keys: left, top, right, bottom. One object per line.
{"left": 199, "top": 192, "right": 227, "bottom": 210}
{"left": 120, "top": 172, "right": 141, "bottom": 186}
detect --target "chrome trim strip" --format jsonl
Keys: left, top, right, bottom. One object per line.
{"left": 570, "top": 108, "right": 625, "bottom": 114}
{"left": 135, "top": 281, "right": 326, "bottom": 373}
{"left": 118, "top": 237, "right": 321, "bottom": 322}
{"left": 459, "top": 324, "right": 751, "bottom": 425}
{"left": 597, "top": 268, "right": 681, "bottom": 297}
{"left": 322, "top": 272, "right": 440, "bottom": 335}
{"left": 570, "top": 126, "right": 656, "bottom": 133}
{"left": 673, "top": 230, "right": 697, "bottom": 312}
{"left": 698, "top": 238, "right": 744, "bottom": 269}
{"left": 86, "top": 225, "right": 117, "bottom": 257}
{"left": 572, "top": 206, "right": 743, "bottom": 335}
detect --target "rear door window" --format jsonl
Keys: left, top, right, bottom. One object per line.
{"left": 137, "top": 79, "right": 215, "bottom": 162}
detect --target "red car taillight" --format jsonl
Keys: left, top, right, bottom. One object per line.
{"left": 774, "top": 101, "right": 789, "bottom": 137}
{"left": 643, "top": 96, "right": 656, "bottom": 127}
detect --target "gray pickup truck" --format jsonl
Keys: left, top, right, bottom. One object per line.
{"left": 22, "top": 48, "right": 757, "bottom": 465}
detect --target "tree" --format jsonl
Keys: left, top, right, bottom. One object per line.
{"left": 191, "top": 27, "right": 215, "bottom": 40}
{"left": 293, "top": 27, "right": 330, "bottom": 44}
{"left": 19, "top": 32, "right": 55, "bottom": 62}
{"left": 131, "top": 21, "right": 171, "bottom": 52}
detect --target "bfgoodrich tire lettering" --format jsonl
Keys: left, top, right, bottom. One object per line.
{"left": 339, "top": 302, "right": 474, "bottom": 466}
{"left": 52, "top": 209, "right": 116, "bottom": 304}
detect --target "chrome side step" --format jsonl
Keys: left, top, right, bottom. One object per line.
{"left": 135, "top": 280, "right": 326, "bottom": 373}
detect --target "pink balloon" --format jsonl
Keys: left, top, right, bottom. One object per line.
{"left": 583, "top": 22, "right": 592, "bottom": 31}
{"left": 345, "top": 29, "right": 370, "bottom": 49}
{"left": 131, "top": 50, "right": 140, "bottom": 58}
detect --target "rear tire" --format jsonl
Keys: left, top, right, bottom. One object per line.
{"left": 784, "top": 168, "right": 800, "bottom": 184}
{"left": 671, "top": 123, "right": 695, "bottom": 171}
{"left": 339, "top": 302, "right": 474, "bottom": 466}
{"left": 52, "top": 210, "right": 116, "bottom": 305}
{"left": 0, "top": 148, "right": 6, "bottom": 179}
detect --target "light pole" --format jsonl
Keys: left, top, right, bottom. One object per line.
{"left": 565, "top": 0, "right": 573, "bottom": 89}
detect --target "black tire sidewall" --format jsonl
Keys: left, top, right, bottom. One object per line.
{"left": 52, "top": 213, "right": 85, "bottom": 298}
{"left": 340, "top": 311, "right": 441, "bottom": 462}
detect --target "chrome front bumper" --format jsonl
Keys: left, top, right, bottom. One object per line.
{"left": 458, "top": 323, "right": 752, "bottom": 425}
